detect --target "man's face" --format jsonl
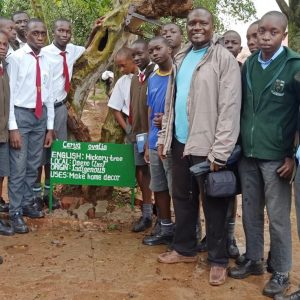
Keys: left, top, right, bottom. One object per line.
{"left": 0, "top": 33, "right": 9, "bottom": 59}
{"left": 1, "top": 20, "right": 17, "bottom": 42}
{"left": 187, "top": 9, "right": 213, "bottom": 50}
{"left": 257, "top": 16, "right": 287, "bottom": 57}
{"left": 26, "top": 22, "right": 47, "bottom": 52}
{"left": 12, "top": 13, "right": 29, "bottom": 38}
{"left": 53, "top": 21, "right": 72, "bottom": 48}
{"left": 223, "top": 32, "right": 242, "bottom": 58}
{"left": 161, "top": 24, "right": 182, "bottom": 49}
{"left": 246, "top": 24, "right": 259, "bottom": 53}
{"left": 115, "top": 55, "right": 136, "bottom": 75}
{"left": 148, "top": 39, "right": 172, "bottom": 65}
{"left": 131, "top": 43, "right": 150, "bottom": 70}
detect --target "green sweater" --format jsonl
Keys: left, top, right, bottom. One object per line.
{"left": 240, "top": 47, "right": 300, "bottom": 160}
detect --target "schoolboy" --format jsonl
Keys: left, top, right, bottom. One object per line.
{"left": 246, "top": 20, "right": 259, "bottom": 54}
{"left": 0, "top": 30, "right": 15, "bottom": 238}
{"left": 11, "top": 11, "right": 29, "bottom": 48}
{"left": 161, "top": 23, "right": 182, "bottom": 58}
{"left": 223, "top": 30, "right": 242, "bottom": 61}
{"left": 143, "top": 36, "right": 173, "bottom": 246}
{"left": 0, "top": 17, "right": 17, "bottom": 56}
{"left": 229, "top": 11, "right": 300, "bottom": 298}
{"left": 7, "top": 19, "right": 54, "bottom": 233}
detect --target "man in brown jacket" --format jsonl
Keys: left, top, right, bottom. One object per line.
{"left": 157, "top": 8, "right": 241, "bottom": 286}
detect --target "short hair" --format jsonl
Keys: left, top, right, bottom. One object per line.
{"left": 53, "top": 18, "right": 71, "bottom": 30}
{"left": 115, "top": 47, "right": 133, "bottom": 60}
{"left": 0, "top": 30, "right": 9, "bottom": 40}
{"left": 223, "top": 30, "right": 242, "bottom": 43}
{"left": 187, "top": 7, "right": 214, "bottom": 25}
{"left": 12, "top": 11, "right": 29, "bottom": 21}
{"left": 27, "top": 18, "right": 45, "bottom": 30}
{"left": 0, "top": 17, "right": 11, "bottom": 28}
{"left": 132, "top": 39, "right": 148, "bottom": 47}
{"left": 260, "top": 11, "right": 288, "bottom": 31}
{"left": 161, "top": 23, "right": 183, "bottom": 35}
{"left": 249, "top": 20, "right": 260, "bottom": 27}
{"left": 149, "top": 36, "right": 170, "bottom": 47}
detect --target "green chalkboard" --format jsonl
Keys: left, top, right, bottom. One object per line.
{"left": 50, "top": 140, "right": 136, "bottom": 187}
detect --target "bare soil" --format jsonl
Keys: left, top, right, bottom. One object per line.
{"left": 0, "top": 95, "right": 299, "bottom": 300}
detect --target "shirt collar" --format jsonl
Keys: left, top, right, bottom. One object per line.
{"left": 258, "top": 46, "right": 284, "bottom": 65}
{"left": 23, "top": 43, "right": 43, "bottom": 57}
{"left": 50, "top": 42, "right": 69, "bottom": 54}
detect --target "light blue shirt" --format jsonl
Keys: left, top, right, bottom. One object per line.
{"left": 258, "top": 46, "right": 284, "bottom": 69}
{"left": 175, "top": 47, "right": 208, "bottom": 144}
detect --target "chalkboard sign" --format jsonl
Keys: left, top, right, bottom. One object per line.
{"left": 49, "top": 140, "right": 136, "bottom": 210}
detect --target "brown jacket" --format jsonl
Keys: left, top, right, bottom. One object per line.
{"left": 0, "top": 62, "right": 10, "bottom": 143}
{"left": 158, "top": 38, "right": 242, "bottom": 163}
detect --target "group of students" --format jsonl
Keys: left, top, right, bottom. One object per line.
{"left": 0, "top": 6, "right": 300, "bottom": 300}
{"left": 108, "top": 8, "right": 300, "bottom": 300}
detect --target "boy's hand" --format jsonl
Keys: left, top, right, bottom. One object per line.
{"left": 153, "top": 113, "right": 163, "bottom": 129}
{"left": 9, "top": 129, "right": 22, "bottom": 149}
{"left": 158, "top": 144, "right": 166, "bottom": 160}
{"left": 277, "top": 157, "right": 295, "bottom": 179}
{"left": 144, "top": 148, "right": 150, "bottom": 164}
{"left": 93, "top": 17, "right": 105, "bottom": 30}
{"left": 210, "top": 162, "right": 221, "bottom": 172}
{"left": 44, "top": 130, "right": 54, "bottom": 148}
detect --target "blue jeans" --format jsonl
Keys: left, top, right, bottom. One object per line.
{"left": 9, "top": 107, "right": 47, "bottom": 215}
{"left": 238, "top": 156, "right": 292, "bottom": 273}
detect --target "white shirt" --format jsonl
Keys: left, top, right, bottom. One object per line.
{"left": 6, "top": 43, "right": 55, "bottom": 130}
{"left": 6, "top": 44, "right": 14, "bottom": 58}
{"left": 108, "top": 74, "right": 133, "bottom": 116}
{"left": 16, "top": 36, "right": 26, "bottom": 48}
{"left": 42, "top": 43, "right": 85, "bottom": 103}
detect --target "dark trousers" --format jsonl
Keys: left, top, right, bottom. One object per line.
{"left": 171, "top": 138, "right": 231, "bottom": 266}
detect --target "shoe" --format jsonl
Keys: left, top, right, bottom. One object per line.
{"left": 263, "top": 272, "right": 289, "bottom": 298}
{"left": 209, "top": 265, "right": 227, "bottom": 286}
{"left": 197, "top": 236, "right": 207, "bottom": 252}
{"left": 228, "top": 259, "right": 264, "bottom": 279}
{"left": 274, "top": 289, "right": 300, "bottom": 300}
{"left": 0, "top": 197, "right": 9, "bottom": 213}
{"left": 33, "top": 197, "right": 44, "bottom": 211}
{"left": 151, "top": 219, "right": 161, "bottom": 235}
{"left": 266, "top": 251, "right": 274, "bottom": 274}
{"left": 22, "top": 204, "right": 45, "bottom": 219}
{"left": 43, "top": 195, "right": 60, "bottom": 210}
{"left": 10, "top": 213, "right": 29, "bottom": 234}
{"left": 236, "top": 253, "right": 247, "bottom": 265}
{"left": 158, "top": 250, "right": 197, "bottom": 264}
{"left": 143, "top": 232, "right": 173, "bottom": 246}
{"left": 0, "top": 220, "right": 14, "bottom": 236}
{"left": 227, "top": 238, "right": 240, "bottom": 259}
{"left": 132, "top": 217, "right": 152, "bottom": 232}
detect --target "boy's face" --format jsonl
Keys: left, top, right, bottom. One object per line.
{"left": 187, "top": 9, "right": 213, "bottom": 50}
{"left": 1, "top": 20, "right": 17, "bottom": 43}
{"left": 257, "top": 15, "right": 287, "bottom": 57}
{"left": 53, "top": 21, "right": 72, "bottom": 48}
{"left": 246, "top": 24, "right": 259, "bottom": 53}
{"left": 115, "top": 55, "right": 136, "bottom": 75}
{"left": 148, "top": 40, "right": 172, "bottom": 66}
{"left": 131, "top": 43, "right": 150, "bottom": 70}
{"left": 223, "top": 32, "right": 242, "bottom": 58}
{"left": 26, "top": 22, "right": 47, "bottom": 52}
{"left": 0, "top": 33, "right": 9, "bottom": 59}
{"left": 12, "top": 13, "right": 29, "bottom": 38}
{"left": 161, "top": 24, "right": 182, "bottom": 49}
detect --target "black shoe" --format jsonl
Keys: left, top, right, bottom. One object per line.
{"left": 274, "top": 289, "right": 300, "bottom": 300}
{"left": 196, "top": 236, "right": 207, "bottom": 252}
{"left": 227, "top": 238, "right": 240, "bottom": 258}
{"left": 0, "top": 220, "right": 14, "bottom": 236}
{"left": 151, "top": 219, "right": 161, "bottom": 235}
{"left": 263, "top": 272, "right": 289, "bottom": 298}
{"left": 22, "top": 204, "right": 45, "bottom": 219}
{"left": 143, "top": 232, "right": 173, "bottom": 246}
{"left": 236, "top": 253, "right": 247, "bottom": 265}
{"left": 132, "top": 217, "right": 152, "bottom": 232}
{"left": 10, "top": 213, "right": 29, "bottom": 234}
{"left": 33, "top": 197, "right": 44, "bottom": 211}
{"left": 229, "top": 259, "right": 264, "bottom": 279}
{"left": 43, "top": 195, "right": 60, "bottom": 210}
{"left": 0, "top": 197, "right": 9, "bottom": 213}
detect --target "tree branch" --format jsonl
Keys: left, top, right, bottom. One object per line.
{"left": 275, "top": 0, "right": 291, "bottom": 18}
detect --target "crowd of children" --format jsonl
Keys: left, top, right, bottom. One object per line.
{"left": 0, "top": 6, "right": 300, "bottom": 300}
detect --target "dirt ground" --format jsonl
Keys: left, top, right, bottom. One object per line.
{"left": 1, "top": 95, "right": 300, "bottom": 300}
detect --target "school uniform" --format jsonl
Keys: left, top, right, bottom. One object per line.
{"left": 6, "top": 43, "right": 54, "bottom": 216}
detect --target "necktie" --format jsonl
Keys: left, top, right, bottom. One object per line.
{"left": 60, "top": 51, "right": 70, "bottom": 93}
{"left": 0, "top": 65, "right": 3, "bottom": 77}
{"left": 30, "top": 52, "right": 43, "bottom": 119}
{"left": 138, "top": 72, "right": 145, "bottom": 83}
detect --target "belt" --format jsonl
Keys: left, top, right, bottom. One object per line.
{"left": 54, "top": 98, "right": 67, "bottom": 108}
{"left": 14, "top": 105, "right": 44, "bottom": 112}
